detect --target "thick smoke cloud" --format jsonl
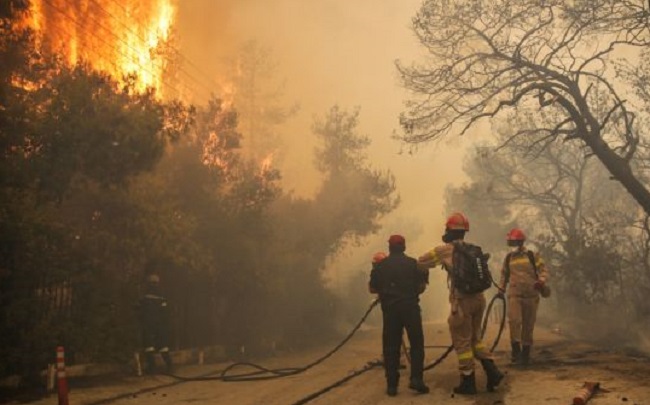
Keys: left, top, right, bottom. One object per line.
{"left": 176, "top": 1, "right": 467, "bottom": 315}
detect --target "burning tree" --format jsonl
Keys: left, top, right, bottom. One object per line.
{"left": 397, "top": 0, "right": 650, "bottom": 215}
{"left": 0, "top": 0, "right": 400, "bottom": 385}
{"left": 0, "top": 1, "right": 192, "bottom": 381}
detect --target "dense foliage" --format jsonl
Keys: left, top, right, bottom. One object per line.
{"left": 0, "top": 2, "right": 397, "bottom": 383}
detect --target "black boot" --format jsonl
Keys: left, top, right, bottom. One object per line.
{"left": 453, "top": 373, "right": 477, "bottom": 395}
{"left": 386, "top": 375, "right": 399, "bottom": 397}
{"left": 144, "top": 352, "right": 156, "bottom": 375}
{"left": 161, "top": 351, "right": 174, "bottom": 373}
{"left": 480, "top": 359, "right": 504, "bottom": 392}
{"left": 511, "top": 341, "right": 521, "bottom": 364}
{"left": 521, "top": 345, "right": 531, "bottom": 365}
{"left": 408, "top": 378, "right": 429, "bottom": 394}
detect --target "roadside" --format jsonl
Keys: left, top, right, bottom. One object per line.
{"left": 7, "top": 318, "right": 650, "bottom": 405}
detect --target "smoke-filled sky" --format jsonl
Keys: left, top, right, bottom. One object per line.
{"left": 176, "top": 0, "right": 469, "bottom": 294}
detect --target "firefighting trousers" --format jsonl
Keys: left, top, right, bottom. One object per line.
{"left": 448, "top": 293, "right": 493, "bottom": 375}
{"left": 507, "top": 294, "right": 540, "bottom": 346}
{"left": 382, "top": 303, "right": 425, "bottom": 386}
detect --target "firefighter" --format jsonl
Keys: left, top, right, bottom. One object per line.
{"left": 138, "top": 273, "right": 173, "bottom": 374}
{"left": 369, "top": 251, "right": 388, "bottom": 289}
{"left": 497, "top": 228, "right": 550, "bottom": 365}
{"left": 418, "top": 212, "right": 504, "bottom": 395}
{"left": 369, "top": 235, "right": 429, "bottom": 396}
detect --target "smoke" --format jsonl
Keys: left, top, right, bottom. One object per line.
{"left": 174, "top": 0, "right": 469, "bottom": 312}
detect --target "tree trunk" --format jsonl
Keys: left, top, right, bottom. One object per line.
{"left": 586, "top": 138, "right": 650, "bottom": 216}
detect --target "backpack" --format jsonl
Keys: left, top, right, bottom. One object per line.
{"left": 450, "top": 243, "right": 493, "bottom": 294}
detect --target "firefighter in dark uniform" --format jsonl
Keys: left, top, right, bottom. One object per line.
{"left": 138, "top": 273, "right": 173, "bottom": 374}
{"left": 369, "top": 235, "right": 429, "bottom": 396}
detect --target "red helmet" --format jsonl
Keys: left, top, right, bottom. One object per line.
{"left": 445, "top": 212, "right": 469, "bottom": 231}
{"left": 388, "top": 234, "right": 406, "bottom": 246}
{"left": 372, "top": 251, "right": 388, "bottom": 264}
{"left": 506, "top": 228, "right": 526, "bottom": 241}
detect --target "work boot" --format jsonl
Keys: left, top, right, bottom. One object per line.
{"left": 161, "top": 351, "right": 174, "bottom": 374}
{"left": 511, "top": 341, "right": 521, "bottom": 364}
{"left": 453, "top": 373, "right": 477, "bottom": 395}
{"left": 144, "top": 352, "right": 156, "bottom": 375}
{"left": 408, "top": 378, "right": 430, "bottom": 394}
{"left": 521, "top": 345, "right": 531, "bottom": 365}
{"left": 386, "top": 375, "right": 399, "bottom": 397}
{"left": 480, "top": 359, "right": 504, "bottom": 392}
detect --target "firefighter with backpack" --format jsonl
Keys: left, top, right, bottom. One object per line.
{"left": 497, "top": 228, "right": 550, "bottom": 365}
{"left": 418, "top": 212, "right": 504, "bottom": 395}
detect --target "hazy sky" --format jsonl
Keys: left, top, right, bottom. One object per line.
{"left": 177, "top": 0, "right": 469, "bottom": 298}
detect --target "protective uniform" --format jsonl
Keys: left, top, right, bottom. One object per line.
{"left": 418, "top": 213, "right": 503, "bottom": 394}
{"left": 369, "top": 235, "right": 429, "bottom": 396}
{"left": 498, "top": 228, "right": 549, "bottom": 365}
{"left": 138, "top": 274, "right": 173, "bottom": 374}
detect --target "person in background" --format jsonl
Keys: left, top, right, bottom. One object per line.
{"left": 369, "top": 235, "right": 429, "bottom": 397}
{"left": 418, "top": 212, "right": 504, "bottom": 395}
{"left": 497, "top": 228, "right": 550, "bottom": 365}
{"left": 138, "top": 273, "right": 173, "bottom": 374}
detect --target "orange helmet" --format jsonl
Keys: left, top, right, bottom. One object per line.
{"left": 506, "top": 228, "right": 526, "bottom": 241}
{"left": 372, "top": 251, "right": 388, "bottom": 264}
{"left": 445, "top": 212, "right": 469, "bottom": 231}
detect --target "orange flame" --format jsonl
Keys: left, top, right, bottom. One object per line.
{"left": 259, "top": 151, "right": 275, "bottom": 174}
{"left": 26, "top": 0, "right": 177, "bottom": 98}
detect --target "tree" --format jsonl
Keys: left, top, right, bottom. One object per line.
{"left": 312, "top": 106, "right": 400, "bottom": 253}
{"left": 397, "top": 0, "right": 650, "bottom": 215}
{"left": 257, "top": 106, "right": 399, "bottom": 347}
{"left": 447, "top": 122, "right": 650, "bottom": 331}
{"left": 0, "top": 5, "right": 194, "bottom": 379}
{"left": 228, "top": 40, "right": 298, "bottom": 162}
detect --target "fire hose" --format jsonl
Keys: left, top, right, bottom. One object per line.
{"left": 290, "top": 293, "right": 507, "bottom": 404}
{"left": 85, "top": 294, "right": 506, "bottom": 405}
{"left": 216, "top": 292, "right": 505, "bottom": 382}
{"left": 407, "top": 292, "right": 507, "bottom": 371}
{"left": 164, "top": 299, "right": 381, "bottom": 382}
{"left": 84, "top": 299, "right": 382, "bottom": 405}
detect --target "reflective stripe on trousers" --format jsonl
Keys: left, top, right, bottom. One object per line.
{"left": 448, "top": 293, "right": 493, "bottom": 374}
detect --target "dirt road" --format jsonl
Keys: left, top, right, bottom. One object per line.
{"left": 17, "top": 320, "right": 650, "bottom": 405}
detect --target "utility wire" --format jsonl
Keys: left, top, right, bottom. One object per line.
{"left": 87, "top": 0, "right": 223, "bottom": 98}
{"left": 40, "top": 0, "right": 204, "bottom": 99}
{"left": 105, "top": 0, "right": 225, "bottom": 91}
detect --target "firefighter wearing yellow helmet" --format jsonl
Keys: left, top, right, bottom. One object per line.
{"left": 418, "top": 212, "right": 503, "bottom": 395}
{"left": 497, "top": 228, "right": 550, "bottom": 365}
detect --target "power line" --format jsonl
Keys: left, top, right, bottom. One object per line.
{"left": 40, "top": 0, "right": 210, "bottom": 100}
{"left": 99, "top": 0, "right": 225, "bottom": 95}
{"left": 87, "top": 0, "right": 223, "bottom": 95}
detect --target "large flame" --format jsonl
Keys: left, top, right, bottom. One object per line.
{"left": 26, "top": 0, "right": 177, "bottom": 98}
